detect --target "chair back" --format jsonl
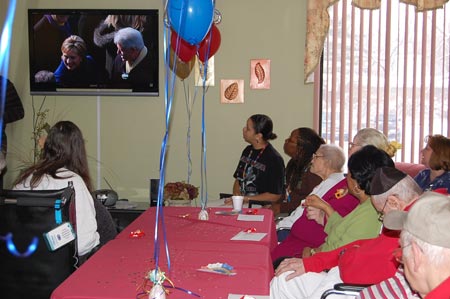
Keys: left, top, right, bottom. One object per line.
{"left": 0, "top": 184, "right": 76, "bottom": 299}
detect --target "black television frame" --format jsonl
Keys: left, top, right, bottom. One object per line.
{"left": 28, "top": 9, "right": 159, "bottom": 97}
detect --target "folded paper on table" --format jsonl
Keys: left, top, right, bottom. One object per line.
{"left": 237, "top": 214, "right": 264, "bottom": 222}
{"left": 231, "top": 231, "right": 267, "bottom": 241}
{"left": 215, "top": 210, "right": 240, "bottom": 216}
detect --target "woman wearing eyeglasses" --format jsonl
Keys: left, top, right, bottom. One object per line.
{"left": 272, "top": 144, "right": 359, "bottom": 264}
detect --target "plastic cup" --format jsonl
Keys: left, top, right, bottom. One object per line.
{"left": 232, "top": 195, "right": 244, "bottom": 211}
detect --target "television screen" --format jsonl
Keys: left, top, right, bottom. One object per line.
{"left": 28, "top": 9, "right": 159, "bottom": 96}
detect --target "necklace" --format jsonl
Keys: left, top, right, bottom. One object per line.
{"left": 240, "top": 146, "right": 267, "bottom": 193}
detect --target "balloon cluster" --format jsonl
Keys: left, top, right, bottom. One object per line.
{"left": 167, "top": 0, "right": 221, "bottom": 80}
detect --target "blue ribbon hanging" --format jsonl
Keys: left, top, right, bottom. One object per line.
{"left": 199, "top": 0, "right": 217, "bottom": 210}
{"left": 0, "top": 0, "right": 17, "bottom": 150}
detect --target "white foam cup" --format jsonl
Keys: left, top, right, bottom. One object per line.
{"left": 231, "top": 195, "right": 244, "bottom": 211}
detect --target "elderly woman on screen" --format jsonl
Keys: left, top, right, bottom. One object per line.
{"left": 272, "top": 144, "right": 359, "bottom": 264}
{"left": 54, "top": 35, "right": 104, "bottom": 86}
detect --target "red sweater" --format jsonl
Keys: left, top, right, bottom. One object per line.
{"left": 303, "top": 229, "right": 400, "bottom": 284}
{"left": 426, "top": 276, "right": 450, "bottom": 299}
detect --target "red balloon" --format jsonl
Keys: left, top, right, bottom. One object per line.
{"left": 198, "top": 24, "right": 221, "bottom": 62}
{"left": 171, "top": 29, "right": 197, "bottom": 63}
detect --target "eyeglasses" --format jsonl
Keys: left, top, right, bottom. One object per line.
{"left": 312, "top": 153, "right": 325, "bottom": 159}
{"left": 349, "top": 142, "right": 362, "bottom": 149}
{"left": 393, "top": 243, "right": 411, "bottom": 264}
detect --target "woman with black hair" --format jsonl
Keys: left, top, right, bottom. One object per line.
{"left": 228, "top": 114, "right": 285, "bottom": 209}
{"left": 276, "top": 127, "right": 325, "bottom": 215}
{"left": 303, "top": 145, "right": 394, "bottom": 255}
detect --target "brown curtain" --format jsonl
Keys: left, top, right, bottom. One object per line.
{"left": 304, "top": 0, "right": 449, "bottom": 83}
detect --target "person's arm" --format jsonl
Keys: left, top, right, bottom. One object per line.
{"left": 321, "top": 201, "right": 381, "bottom": 252}
{"left": 305, "top": 194, "right": 336, "bottom": 218}
{"left": 302, "top": 239, "right": 366, "bottom": 273}
{"left": 232, "top": 179, "right": 241, "bottom": 195}
{"left": 243, "top": 192, "right": 281, "bottom": 204}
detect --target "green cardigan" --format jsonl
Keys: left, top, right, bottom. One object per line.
{"left": 320, "top": 198, "right": 381, "bottom": 252}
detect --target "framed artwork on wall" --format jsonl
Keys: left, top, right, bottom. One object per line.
{"left": 250, "top": 59, "right": 270, "bottom": 90}
{"left": 220, "top": 79, "right": 244, "bottom": 104}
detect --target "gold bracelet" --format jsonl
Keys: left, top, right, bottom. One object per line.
{"left": 310, "top": 248, "right": 316, "bottom": 256}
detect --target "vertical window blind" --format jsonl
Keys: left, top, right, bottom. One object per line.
{"left": 316, "top": 0, "right": 449, "bottom": 162}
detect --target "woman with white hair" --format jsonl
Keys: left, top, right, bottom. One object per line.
{"left": 272, "top": 144, "right": 359, "bottom": 264}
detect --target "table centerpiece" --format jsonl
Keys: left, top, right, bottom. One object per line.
{"left": 163, "top": 181, "right": 199, "bottom": 207}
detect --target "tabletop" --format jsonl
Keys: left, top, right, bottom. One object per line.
{"left": 51, "top": 206, "right": 276, "bottom": 299}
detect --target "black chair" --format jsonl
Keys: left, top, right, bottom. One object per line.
{"left": 0, "top": 184, "right": 77, "bottom": 299}
{"left": 320, "top": 283, "right": 370, "bottom": 299}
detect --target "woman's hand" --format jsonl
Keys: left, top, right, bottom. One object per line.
{"left": 305, "top": 194, "right": 335, "bottom": 218}
{"left": 223, "top": 197, "right": 233, "bottom": 205}
{"left": 305, "top": 194, "right": 326, "bottom": 209}
{"left": 306, "top": 206, "right": 325, "bottom": 225}
{"left": 275, "top": 258, "right": 306, "bottom": 281}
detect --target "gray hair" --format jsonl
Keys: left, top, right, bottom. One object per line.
{"left": 319, "top": 144, "right": 346, "bottom": 172}
{"left": 371, "top": 175, "right": 422, "bottom": 208}
{"left": 34, "top": 70, "right": 55, "bottom": 83}
{"left": 114, "top": 27, "right": 144, "bottom": 50}
{"left": 401, "top": 230, "right": 450, "bottom": 267}
{"left": 354, "top": 128, "right": 398, "bottom": 157}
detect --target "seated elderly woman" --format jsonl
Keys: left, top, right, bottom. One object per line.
{"left": 272, "top": 144, "right": 359, "bottom": 264}
{"left": 300, "top": 145, "right": 394, "bottom": 257}
{"left": 415, "top": 134, "right": 450, "bottom": 193}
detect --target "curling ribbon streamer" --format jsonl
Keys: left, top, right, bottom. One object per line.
{"left": 0, "top": 233, "right": 39, "bottom": 258}
{"left": 0, "top": 0, "right": 17, "bottom": 150}
{"left": 199, "top": 0, "right": 217, "bottom": 211}
{"left": 152, "top": 0, "right": 185, "bottom": 272}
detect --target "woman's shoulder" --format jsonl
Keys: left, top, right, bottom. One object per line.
{"left": 265, "top": 143, "right": 284, "bottom": 158}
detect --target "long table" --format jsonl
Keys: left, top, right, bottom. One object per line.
{"left": 51, "top": 206, "right": 276, "bottom": 299}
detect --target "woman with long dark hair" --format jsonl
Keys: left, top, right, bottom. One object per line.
{"left": 14, "top": 121, "right": 100, "bottom": 260}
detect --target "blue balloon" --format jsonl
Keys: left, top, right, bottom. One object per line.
{"left": 168, "top": 0, "right": 214, "bottom": 46}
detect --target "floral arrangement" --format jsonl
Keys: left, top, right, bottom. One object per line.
{"left": 164, "top": 181, "right": 199, "bottom": 200}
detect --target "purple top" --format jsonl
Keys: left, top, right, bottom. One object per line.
{"left": 271, "top": 178, "right": 359, "bottom": 261}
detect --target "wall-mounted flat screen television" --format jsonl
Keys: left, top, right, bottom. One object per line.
{"left": 28, "top": 9, "right": 159, "bottom": 96}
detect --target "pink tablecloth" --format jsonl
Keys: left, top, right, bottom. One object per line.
{"left": 51, "top": 206, "right": 276, "bottom": 299}
{"left": 117, "top": 207, "right": 277, "bottom": 251}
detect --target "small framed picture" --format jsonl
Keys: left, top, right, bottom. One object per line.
{"left": 250, "top": 59, "right": 270, "bottom": 89}
{"left": 195, "top": 57, "right": 215, "bottom": 86}
{"left": 220, "top": 79, "right": 244, "bottom": 104}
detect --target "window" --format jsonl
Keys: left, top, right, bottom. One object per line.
{"left": 318, "top": 0, "right": 449, "bottom": 162}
